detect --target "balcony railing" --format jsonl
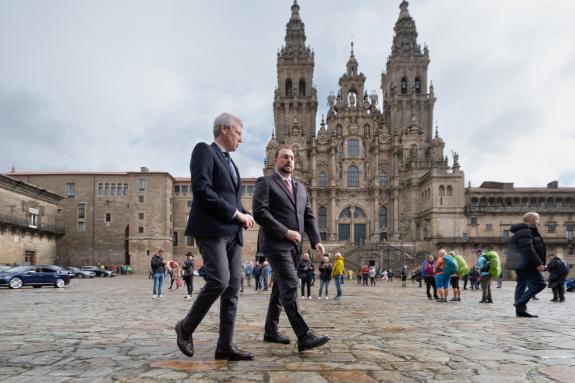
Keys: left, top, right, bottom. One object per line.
{"left": 466, "top": 205, "right": 575, "bottom": 214}
{"left": 0, "top": 213, "right": 65, "bottom": 235}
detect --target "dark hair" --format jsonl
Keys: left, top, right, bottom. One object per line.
{"left": 186, "top": 252, "right": 193, "bottom": 257}
{"left": 274, "top": 146, "right": 293, "bottom": 158}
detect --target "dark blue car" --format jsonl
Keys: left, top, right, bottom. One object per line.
{"left": 0, "top": 265, "right": 70, "bottom": 289}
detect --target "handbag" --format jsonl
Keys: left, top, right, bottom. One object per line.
{"left": 176, "top": 279, "right": 183, "bottom": 288}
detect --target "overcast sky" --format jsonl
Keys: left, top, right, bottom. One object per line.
{"left": 1, "top": 0, "right": 574, "bottom": 187}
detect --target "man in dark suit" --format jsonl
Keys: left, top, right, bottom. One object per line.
{"left": 175, "top": 112, "right": 255, "bottom": 360}
{"left": 253, "top": 147, "right": 330, "bottom": 352}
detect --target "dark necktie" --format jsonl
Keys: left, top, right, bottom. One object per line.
{"left": 223, "top": 152, "right": 238, "bottom": 184}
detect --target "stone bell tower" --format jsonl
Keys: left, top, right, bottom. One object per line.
{"left": 273, "top": 0, "right": 318, "bottom": 144}
{"left": 381, "top": 0, "right": 436, "bottom": 142}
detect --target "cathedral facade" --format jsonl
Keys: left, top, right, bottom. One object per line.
{"left": 265, "top": 1, "right": 467, "bottom": 258}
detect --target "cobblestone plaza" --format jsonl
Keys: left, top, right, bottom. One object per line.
{"left": 1, "top": 276, "right": 573, "bottom": 382}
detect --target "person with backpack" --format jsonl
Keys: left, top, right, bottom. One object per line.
{"left": 422, "top": 254, "right": 439, "bottom": 300}
{"left": 434, "top": 249, "right": 453, "bottom": 302}
{"left": 476, "top": 249, "right": 492, "bottom": 303}
{"left": 450, "top": 252, "right": 469, "bottom": 302}
{"left": 547, "top": 253, "right": 569, "bottom": 302}
{"left": 361, "top": 264, "right": 369, "bottom": 286}
{"left": 468, "top": 266, "right": 480, "bottom": 290}
{"left": 400, "top": 266, "right": 408, "bottom": 287}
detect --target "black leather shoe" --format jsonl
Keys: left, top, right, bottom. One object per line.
{"left": 263, "top": 332, "right": 290, "bottom": 344}
{"left": 175, "top": 320, "right": 194, "bottom": 357}
{"left": 215, "top": 346, "right": 254, "bottom": 361}
{"left": 516, "top": 308, "right": 538, "bottom": 318}
{"left": 297, "top": 333, "right": 330, "bottom": 352}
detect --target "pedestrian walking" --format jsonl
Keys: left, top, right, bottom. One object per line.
{"left": 245, "top": 261, "right": 253, "bottom": 287}
{"left": 175, "top": 112, "right": 255, "bottom": 361}
{"left": 507, "top": 212, "right": 547, "bottom": 318}
{"left": 252, "top": 146, "right": 330, "bottom": 352}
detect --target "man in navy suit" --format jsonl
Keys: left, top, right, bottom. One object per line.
{"left": 252, "top": 147, "right": 330, "bottom": 352}
{"left": 175, "top": 112, "right": 255, "bottom": 361}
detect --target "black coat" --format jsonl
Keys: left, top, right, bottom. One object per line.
{"left": 318, "top": 263, "right": 332, "bottom": 281}
{"left": 297, "top": 259, "right": 314, "bottom": 281}
{"left": 547, "top": 257, "right": 569, "bottom": 288}
{"left": 507, "top": 223, "right": 546, "bottom": 271}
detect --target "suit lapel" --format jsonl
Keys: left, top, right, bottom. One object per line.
{"left": 273, "top": 173, "right": 296, "bottom": 206}
{"left": 211, "top": 143, "right": 239, "bottom": 190}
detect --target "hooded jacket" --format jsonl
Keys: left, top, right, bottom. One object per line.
{"left": 331, "top": 256, "right": 344, "bottom": 277}
{"left": 508, "top": 223, "right": 546, "bottom": 271}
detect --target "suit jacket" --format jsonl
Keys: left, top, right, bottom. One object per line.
{"left": 185, "top": 142, "right": 246, "bottom": 244}
{"left": 252, "top": 172, "right": 321, "bottom": 254}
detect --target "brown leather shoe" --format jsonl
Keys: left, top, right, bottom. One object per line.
{"left": 214, "top": 345, "right": 254, "bottom": 361}
{"left": 175, "top": 320, "right": 194, "bottom": 357}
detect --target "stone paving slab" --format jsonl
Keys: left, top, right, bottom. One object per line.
{"left": 0, "top": 276, "right": 574, "bottom": 382}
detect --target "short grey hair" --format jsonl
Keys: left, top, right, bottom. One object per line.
{"left": 522, "top": 212, "right": 540, "bottom": 222}
{"left": 213, "top": 113, "right": 243, "bottom": 138}
{"left": 437, "top": 249, "right": 447, "bottom": 257}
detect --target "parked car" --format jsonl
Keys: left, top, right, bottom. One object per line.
{"left": 0, "top": 265, "right": 71, "bottom": 289}
{"left": 0, "top": 266, "right": 13, "bottom": 273}
{"left": 80, "top": 266, "right": 116, "bottom": 277}
{"left": 64, "top": 267, "right": 96, "bottom": 279}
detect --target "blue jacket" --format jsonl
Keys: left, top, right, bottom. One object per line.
{"left": 476, "top": 254, "right": 490, "bottom": 277}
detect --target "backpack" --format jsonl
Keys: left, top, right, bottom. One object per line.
{"left": 484, "top": 251, "right": 501, "bottom": 279}
{"left": 454, "top": 255, "right": 469, "bottom": 277}
{"left": 443, "top": 255, "right": 458, "bottom": 276}
{"left": 423, "top": 261, "right": 434, "bottom": 276}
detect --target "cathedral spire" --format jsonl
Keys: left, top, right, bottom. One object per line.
{"left": 284, "top": 0, "right": 307, "bottom": 54}
{"left": 392, "top": 0, "right": 419, "bottom": 55}
{"left": 346, "top": 41, "right": 358, "bottom": 76}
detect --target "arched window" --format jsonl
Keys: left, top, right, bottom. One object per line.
{"left": 318, "top": 172, "right": 327, "bottom": 188}
{"left": 299, "top": 79, "right": 306, "bottom": 97}
{"left": 410, "top": 144, "right": 417, "bottom": 161}
{"left": 415, "top": 77, "right": 421, "bottom": 94}
{"left": 439, "top": 185, "right": 445, "bottom": 196}
{"left": 401, "top": 77, "right": 408, "bottom": 94}
{"left": 354, "top": 207, "right": 366, "bottom": 219}
{"left": 379, "top": 172, "right": 388, "bottom": 187}
{"left": 447, "top": 185, "right": 453, "bottom": 197}
{"left": 347, "top": 165, "right": 359, "bottom": 187}
{"left": 318, "top": 207, "right": 327, "bottom": 228}
{"left": 347, "top": 139, "right": 360, "bottom": 156}
{"left": 285, "top": 78, "right": 293, "bottom": 97}
{"left": 363, "top": 124, "right": 370, "bottom": 137}
{"left": 339, "top": 207, "right": 352, "bottom": 219}
{"left": 379, "top": 206, "right": 387, "bottom": 228}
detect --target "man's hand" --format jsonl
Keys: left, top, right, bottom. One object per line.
{"left": 314, "top": 243, "right": 325, "bottom": 257}
{"left": 235, "top": 212, "right": 255, "bottom": 229}
{"left": 285, "top": 230, "right": 302, "bottom": 245}
{"left": 537, "top": 264, "right": 546, "bottom": 272}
